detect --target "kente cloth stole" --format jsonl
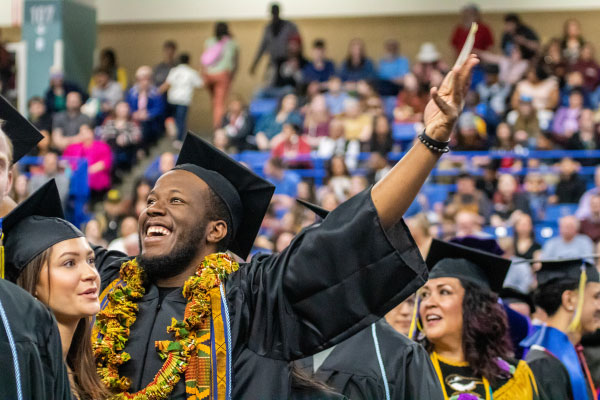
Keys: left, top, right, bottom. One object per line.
{"left": 95, "top": 280, "right": 232, "bottom": 400}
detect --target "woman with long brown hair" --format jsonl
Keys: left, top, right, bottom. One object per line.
{"left": 3, "top": 180, "right": 108, "bottom": 400}
{"left": 414, "top": 237, "right": 540, "bottom": 400}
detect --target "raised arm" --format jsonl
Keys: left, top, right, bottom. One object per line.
{"left": 372, "top": 54, "right": 479, "bottom": 229}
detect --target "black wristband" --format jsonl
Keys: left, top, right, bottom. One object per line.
{"left": 418, "top": 130, "right": 450, "bottom": 154}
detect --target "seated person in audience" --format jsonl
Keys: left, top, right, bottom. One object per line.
{"left": 27, "top": 150, "right": 70, "bottom": 207}
{"left": 413, "top": 42, "right": 448, "bottom": 90}
{"left": 511, "top": 64, "right": 559, "bottom": 116}
{"left": 512, "top": 213, "right": 542, "bottom": 259}
{"left": 302, "top": 94, "right": 331, "bottom": 148}
{"left": 220, "top": 96, "right": 255, "bottom": 152}
{"left": 339, "top": 97, "right": 372, "bottom": 145}
{"left": 476, "top": 44, "right": 529, "bottom": 86}
{"left": 90, "top": 67, "right": 124, "bottom": 118}
{"left": 523, "top": 171, "right": 550, "bottom": 222}
{"left": 143, "top": 151, "right": 175, "bottom": 186}
{"left": 272, "top": 34, "right": 307, "bottom": 92}
{"left": 491, "top": 122, "right": 515, "bottom": 151}
{"left": 444, "top": 172, "right": 492, "bottom": 223}
{"left": 84, "top": 217, "right": 108, "bottom": 248}
{"left": 52, "top": 91, "right": 93, "bottom": 151}
{"left": 561, "top": 18, "right": 586, "bottom": 64}
{"left": 324, "top": 76, "right": 349, "bottom": 116}
{"left": 126, "top": 65, "right": 165, "bottom": 149}
{"left": 317, "top": 118, "right": 349, "bottom": 158}
{"left": 99, "top": 101, "right": 142, "bottom": 176}
{"left": 491, "top": 173, "right": 531, "bottom": 226}
{"left": 324, "top": 155, "right": 352, "bottom": 202}
{"left": 510, "top": 96, "right": 541, "bottom": 143}
{"left": 451, "top": 4, "right": 494, "bottom": 54}
{"left": 571, "top": 42, "right": 600, "bottom": 92}
{"left": 476, "top": 64, "right": 511, "bottom": 119}
{"left": 271, "top": 123, "right": 311, "bottom": 168}
{"left": 580, "top": 194, "right": 600, "bottom": 243}
{"left": 541, "top": 38, "right": 568, "bottom": 81}
{"left": 377, "top": 39, "right": 410, "bottom": 95}
{"left": 44, "top": 67, "right": 85, "bottom": 115}
{"left": 263, "top": 156, "right": 300, "bottom": 198}
{"left": 566, "top": 110, "right": 600, "bottom": 166}
{"left": 301, "top": 39, "right": 335, "bottom": 87}
{"left": 62, "top": 124, "right": 112, "bottom": 204}
{"left": 27, "top": 96, "right": 52, "bottom": 156}
{"left": 552, "top": 87, "right": 585, "bottom": 138}
{"left": 541, "top": 215, "right": 594, "bottom": 259}
{"left": 255, "top": 93, "right": 302, "bottom": 150}
{"left": 368, "top": 115, "right": 394, "bottom": 154}
{"left": 576, "top": 165, "right": 600, "bottom": 219}
{"left": 501, "top": 13, "right": 540, "bottom": 60}
{"left": 338, "top": 38, "right": 376, "bottom": 88}
{"left": 454, "top": 210, "right": 485, "bottom": 237}
{"left": 549, "top": 157, "right": 587, "bottom": 204}
{"left": 393, "top": 73, "right": 428, "bottom": 123}
{"left": 95, "top": 188, "right": 127, "bottom": 243}
{"left": 366, "top": 152, "right": 391, "bottom": 185}
{"left": 107, "top": 215, "right": 139, "bottom": 254}
{"left": 559, "top": 70, "right": 590, "bottom": 108}
{"left": 451, "top": 111, "right": 487, "bottom": 151}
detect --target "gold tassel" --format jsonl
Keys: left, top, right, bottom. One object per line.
{"left": 0, "top": 233, "right": 4, "bottom": 279}
{"left": 408, "top": 296, "right": 420, "bottom": 340}
{"left": 568, "top": 266, "right": 588, "bottom": 332}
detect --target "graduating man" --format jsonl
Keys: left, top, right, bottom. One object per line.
{"left": 522, "top": 259, "right": 600, "bottom": 400}
{"left": 92, "top": 56, "right": 480, "bottom": 399}
{"left": 0, "top": 95, "right": 71, "bottom": 399}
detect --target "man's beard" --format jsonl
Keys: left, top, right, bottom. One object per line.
{"left": 138, "top": 221, "right": 206, "bottom": 284}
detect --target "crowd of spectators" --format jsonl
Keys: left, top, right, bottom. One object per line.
{"left": 6, "top": 3, "right": 600, "bottom": 278}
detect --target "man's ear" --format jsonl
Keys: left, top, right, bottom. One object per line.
{"left": 562, "top": 289, "right": 578, "bottom": 313}
{"left": 206, "top": 220, "right": 228, "bottom": 247}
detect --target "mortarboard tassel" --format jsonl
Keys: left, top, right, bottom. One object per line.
{"left": 409, "top": 296, "right": 422, "bottom": 340}
{"left": 568, "top": 265, "right": 588, "bottom": 332}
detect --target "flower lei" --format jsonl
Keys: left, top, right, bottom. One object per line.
{"left": 93, "top": 253, "right": 239, "bottom": 399}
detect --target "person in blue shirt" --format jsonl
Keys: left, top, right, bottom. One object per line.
{"left": 338, "top": 38, "right": 376, "bottom": 88}
{"left": 378, "top": 39, "right": 410, "bottom": 95}
{"left": 302, "top": 39, "right": 336, "bottom": 88}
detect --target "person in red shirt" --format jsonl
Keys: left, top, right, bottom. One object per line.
{"left": 451, "top": 4, "right": 494, "bottom": 55}
{"left": 271, "top": 123, "right": 312, "bottom": 168}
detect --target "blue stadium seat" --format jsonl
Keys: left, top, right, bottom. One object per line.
{"left": 421, "top": 184, "right": 453, "bottom": 206}
{"left": 249, "top": 98, "right": 278, "bottom": 120}
{"left": 482, "top": 226, "right": 514, "bottom": 238}
{"left": 543, "top": 203, "right": 579, "bottom": 222}
{"left": 392, "top": 122, "right": 417, "bottom": 143}
{"left": 534, "top": 223, "right": 559, "bottom": 244}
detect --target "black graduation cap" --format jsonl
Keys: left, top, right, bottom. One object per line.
{"left": 426, "top": 238, "right": 512, "bottom": 293}
{"left": 296, "top": 199, "right": 329, "bottom": 219}
{"left": 535, "top": 258, "right": 600, "bottom": 287}
{"left": 0, "top": 95, "right": 43, "bottom": 163}
{"left": 2, "top": 179, "right": 83, "bottom": 282}
{"left": 174, "top": 132, "right": 275, "bottom": 259}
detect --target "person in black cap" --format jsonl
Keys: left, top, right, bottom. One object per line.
{"left": 2, "top": 180, "right": 109, "bottom": 399}
{"left": 415, "top": 238, "right": 540, "bottom": 400}
{"left": 521, "top": 259, "right": 600, "bottom": 400}
{"left": 294, "top": 200, "right": 444, "bottom": 400}
{"left": 0, "top": 96, "right": 71, "bottom": 399}
{"left": 91, "top": 55, "right": 480, "bottom": 398}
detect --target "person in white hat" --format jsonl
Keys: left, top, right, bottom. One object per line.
{"left": 413, "top": 43, "right": 449, "bottom": 89}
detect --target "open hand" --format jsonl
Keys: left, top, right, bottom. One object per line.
{"left": 423, "top": 54, "right": 479, "bottom": 142}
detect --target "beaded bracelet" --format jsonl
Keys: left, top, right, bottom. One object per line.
{"left": 418, "top": 130, "right": 450, "bottom": 154}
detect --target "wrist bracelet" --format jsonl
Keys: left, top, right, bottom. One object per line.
{"left": 418, "top": 130, "right": 450, "bottom": 154}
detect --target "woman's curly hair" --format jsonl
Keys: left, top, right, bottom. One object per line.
{"left": 421, "top": 280, "right": 513, "bottom": 384}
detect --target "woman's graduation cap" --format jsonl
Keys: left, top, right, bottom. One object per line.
{"left": 174, "top": 133, "right": 275, "bottom": 259}
{"left": 0, "top": 95, "right": 44, "bottom": 163}
{"left": 426, "top": 237, "right": 512, "bottom": 293}
{"left": 535, "top": 258, "right": 600, "bottom": 332}
{"left": 1, "top": 179, "right": 83, "bottom": 281}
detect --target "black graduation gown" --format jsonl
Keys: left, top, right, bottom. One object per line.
{"left": 526, "top": 348, "right": 574, "bottom": 400}
{"left": 295, "top": 319, "right": 444, "bottom": 400}
{"left": 94, "top": 189, "right": 427, "bottom": 399}
{"left": 0, "top": 279, "right": 71, "bottom": 400}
